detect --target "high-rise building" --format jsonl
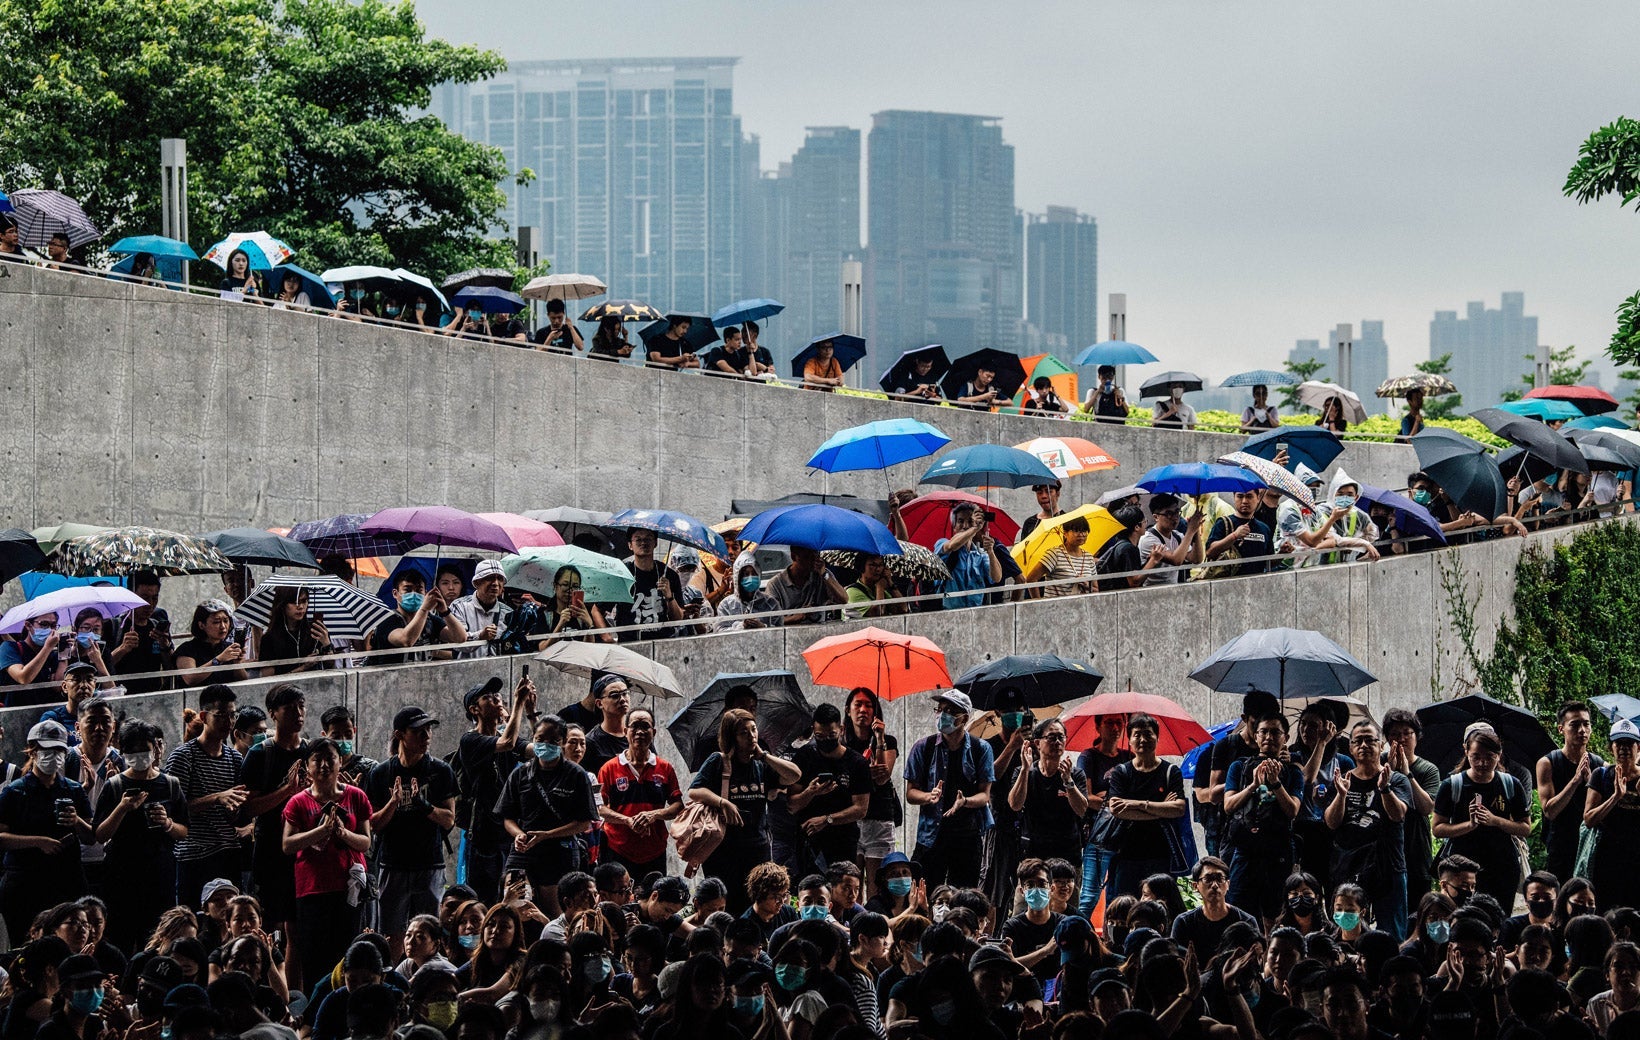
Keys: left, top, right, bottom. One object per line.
{"left": 1352, "top": 320, "right": 1390, "bottom": 415}
{"left": 430, "top": 58, "right": 752, "bottom": 313}
{"left": 1288, "top": 338, "right": 1328, "bottom": 375}
{"left": 1025, "top": 206, "right": 1098, "bottom": 363}
{"left": 866, "top": 111, "right": 1020, "bottom": 374}
{"left": 1430, "top": 292, "right": 1538, "bottom": 407}
{"left": 779, "top": 127, "right": 861, "bottom": 367}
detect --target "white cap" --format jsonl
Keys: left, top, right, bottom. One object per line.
{"left": 473, "top": 560, "right": 506, "bottom": 582}
{"left": 1613, "top": 718, "right": 1640, "bottom": 744}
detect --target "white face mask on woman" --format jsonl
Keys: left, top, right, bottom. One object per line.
{"left": 35, "top": 750, "right": 66, "bottom": 776}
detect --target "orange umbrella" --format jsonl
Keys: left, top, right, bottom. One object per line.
{"left": 802, "top": 626, "right": 950, "bottom": 700}
{"left": 1062, "top": 691, "right": 1212, "bottom": 757}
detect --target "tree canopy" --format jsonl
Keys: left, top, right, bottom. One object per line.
{"left": 1565, "top": 117, "right": 1640, "bottom": 365}
{"left": 0, "top": 0, "right": 521, "bottom": 275}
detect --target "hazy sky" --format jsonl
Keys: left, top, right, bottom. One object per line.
{"left": 416, "top": 0, "right": 1640, "bottom": 383}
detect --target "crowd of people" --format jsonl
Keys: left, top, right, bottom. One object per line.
{"left": 0, "top": 657, "right": 1637, "bottom": 1040}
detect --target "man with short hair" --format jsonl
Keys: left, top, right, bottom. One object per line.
{"left": 1074, "top": 713, "right": 1132, "bottom": 914}
{"left": 1170, "top": 856, "right": 1260, "bottom": 958}
{"left": 886, "top": 353, "right": 943, "bottom": 403}
{"left": 581, "top": 676, "right": 630, "bottom": 775}
{"left": 495, "top": 712, "right": 596, "bottom": 917}
{"left": 764, "top": 546, "right": 847, "bottom": 624}
{"left": 0, "top": 219, "right": 23, "bottom": 259}
{"left": 646, "top": 314, "right": 700, "bottom": 369}
{"left": 1002, "top": 858, "right": 1064, "bottom": 985}
{"left": 165, "top": 684, "right": 248, "bottom": 907}
{"left": 449, "top": 560, "right": 510, "bottom": 658}
{"left": 1381, "top": 707, "right": 1441, "bottom": 903}
{"left": 904, "top": 691, "right": 994, "bottom": 887}
{"left": 43, "top": 231, "right": 71, "bottom": 268}
{"left": 1081, "top": 364, "right": 1128, "bottom": 423}
{"left": 543, "top": 871, "right": 596, "bottom": 941}
{"left": 1325, "top": 721, "right": 1413, "bottom": 939}
{"left": 606, "top": 529, "right": 685, "bottom": 641}
{"left": 1536, "top": 700, "right": 1601, "bottom": 885}
{"left": 455, "top": 675, "right": 535, "bottom": 903}
{"left": 1137, "top": 494, "right": 1202, "bottom": 585}
{"left": 705, "top": 324, "right": 757, "bottom": 378}
{"left": 935, "top": 504, "right": 1004, "bottom": 609}
{"left": 742, "top": 321, "right": 776, "bottom": 376}
{"left": 1223, "top": 713, "right": 1303, "bottom": 923}
{"left": 1205, "top": 489, "right": 1274, "bottom": 576}
{"left": 1437, "top": 855, "right": 1480, "bottom": 907}
{"left": 107, "top": 572, "right": 173, "bottom": 693}
{"left": 366, "top": 706, "right": 458, "bottom": 954}
{"left": 1320, "top": 968, "right": 1391, "bottom": 1040}
{"left": 533, "top": 298, "right": 585, "bottom": 351}
{"left": 1096, "top": 505, "right": 1150, "bottom": 591}
{"left": 369, "top": 573, "right": 466, "bottom": 665}
{"left": 242, "top": 683, "right": 308, "bottom": 979}
{"left": 39, "top": 663, "right": 100, "bottom": 745}
{"left": 1501, "top": 871, "right": 1560, "bottom": 949}
{"left": 787, "top": 703, "right": 872, "bottom": 876}
{"left": 1019, "top": 482, "right": 1064, "bottom": 542}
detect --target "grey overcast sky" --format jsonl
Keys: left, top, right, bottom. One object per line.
{"left": 416, "top": 0, "right": 1640, "bottom": 383}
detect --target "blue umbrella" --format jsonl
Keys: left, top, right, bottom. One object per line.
{"left": 1353, "top": 484, "right": 1448, "bottom": 547}
{"left": 290, "top": 513, "right": 417, "bottom": 558}
{"left": 607, "top": 508, "right": 731, "bottom": 561}
{"left": 712, "top": 298, "right": 785, "bottom": 327}
{"left": 269, "top": 264, "right": 337, "bottom": 306}
{"left": 739, "top": 504, "right": 902, "bottom": 556}
{"left": 453, "top": 286, "right": 526, "bottom": 315}
{"left": 1189, "top": 627, "right": 1377, "bottom": 698}
{"left": 790, "top": 332, "right": 868, "bottom": 378}
{"left": 1182, "top": 720, "right": 1238, "bottom": 780}
{"left": 1563, "top": 414, "right": 1631, "bottom": 432}
{"left": 1137, "top": 462, "right": 1264, "bottom": 496}
{"left": 1241, "top": 426, "right": 1344, "bottom": 472}
{"left": 1593, "top": 693, "right": 1640, "bottom": 723}
{"left": 109, "top": 235, "right": 199, "bottom": 260}
{"left": 1074, "top": 340, "right": 1158, "bottom": 367}
{"left": 919, "top": 444, "right": 1059, "bottom": 490}
{"left": 0, "top": 190, "right": 11, "bottom": 214}
{"left": 111, "top": 253, "right": 186, "bottom": 285}
{"left": 1220, "top": 369, "right": 1297, "bottom": 388}
{"left": 807, "top": 418, "right": 950, "bottom": 473}
{"left": 1492, "top": 398, "right": 1582, "bottom": 422}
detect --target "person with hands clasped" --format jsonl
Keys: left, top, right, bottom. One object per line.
{"left": 1291, "top": 700, "right": 1352, "bottom": 894}
{"left": 496, "top": 713, "right": 597, "bottom": 919}
{"left": 687, "top": 710, "right": 801, "bottom": 914}
{"left": 0, "top": 719, "right": 96, "bottom": 940}
{"left": 1222, "top": 714, "right": 1303, "bottom": 925}
{"left": 366, "top": 706, "right": 458, "bottom": 958}
{"left": 904, "top": 691, "right": 995, "bottom": 888}
{"left": 1539, "top": 701, "right": 1603, "bottom": 886}
{"left": 1583, "top": 717, "right": 1640, "bottom": 913}
{"left": 370, "top": 574, "right": 467, "bottom": 665}
{"left": 281, "top": 738, "right": 372, "bottom": 988}
{"left": 165, "top": 684, "right": 247, "bottom": 916}
{"left": 1326, "top": 721, "right": 1414, "bottom": 940}
{"left": 1008, "top": 719, "right": 1088, "bottom": 866}
{"left": 1432, "top": 723, "right": 1531, "bottom": 909}
{"left": 596, "top": 706, "right": 684, "bottom": 878}
{"left": 240, "top": 683, "right": 309, "bottom": 987}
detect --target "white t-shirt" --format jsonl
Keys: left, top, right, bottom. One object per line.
{"left": 1137, "top": 527, "right": 1185, "bottom": 584}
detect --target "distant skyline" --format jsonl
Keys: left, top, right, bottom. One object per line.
{"left": 414, "top": 0, "right": 1640, "bottom": 384}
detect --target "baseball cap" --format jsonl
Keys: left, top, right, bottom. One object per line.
{"left": 163, "top": 983, "right": 210, "bottom": 1011}
{"left": 26, "top": 719, "right": 69, "bottom": 749}
{"left": 932, "top": 690, "right": 973, "bottom": 716}
{"left": 1462, "top": 721, "right": 1502, "bottom": 751}
{"left": 140, "top": 955, "right": 184, "bottom": 991}
{"left": 57, "top": 954, "right": 106, "bottom": 986}
{"left": 473, "top": 560, "right": 506, "bottom": 582}
{"left": 200, "top": 878, "right": 240, "bottom": 906}
{"left": 1613, "top": 718, "right": 1640, "bottom": 744}
{"left": 392, "top": 706, "right": 439, "bottom": 732}
{"left": 65, "top": 661, "right": 97, "bottom": 678}
{"left": 968, "top": 945, "right": 1028, "bottom": 975}
{"left": 463, "top": 676, "right": 504, "bottom": 711}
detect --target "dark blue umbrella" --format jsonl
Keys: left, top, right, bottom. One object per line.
{"left": 374, "top": 557, "right": 478, "bottom": 610}
{"left": 1353, "top": 485, "right": 1448, "bottom": 547}
{"left": 919, "top": 444, "right": 1058, "bottom": 490}
{"left": 879, "top": 344, "right": 951, "bottom": 393}
{"left": 1137, "top": 462, "right": 1264, "bottom": 496}
{"left": 0, "top": 190, "right": 11, "bottom": 214}
{"left": 667, "top": 670, "right": 816, "bottom": 768}
{"left": 1242, "top": 426, "right": 1344, "bottom": 473}
{"left": 1074, "top": 341, "right": 1158, "bottom": 366}
{"left": 607, "top": 508, "right": 730, "bottom": 561}
{"left": 790, "top": 332, "right": 867, "bottom": 378}
{"left": 289, "top": 513, "right": 418, "bottom": 558}
{"left": 739, "top": 504, "right": 902, "bottom": 555}
{"left": 640, "top": 314, "right": 720, "bottom": 354}
{"left": 1182, "top": 720, "right": 1238, "bottom": 780}
{"left": 712, "top": 298, "right": 784, "bottom": 327}
{"left": 807, "top": 418, "right": 950, "bottom": 473}
{"left": 1411, "top": 428, "right": 1508, "bottom": 519}
{"left": 269, "top": 264, "right": 337, "bottom": 306}
{"left": 453, "top": 286, "right": 526, "bottom": 315}
{"left": 1189, "top": 627, "right": 1377, "bottom": 698}
{"left": 953, "top": 653, "right": 1104, "bottom": 710}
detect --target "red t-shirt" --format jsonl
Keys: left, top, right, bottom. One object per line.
{"left": 282, "top": 785, "right": 370, "bottom": 898}
{"left": 597, "top": 753, "right": 682, "bottom": 863}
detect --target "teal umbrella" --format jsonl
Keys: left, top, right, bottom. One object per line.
{"left": 501, "top": 546, "right": 634, "bottom": 604}
{"left": 109, "top": 235, "right": 198, "bottom": 261}
{"left": 1491, "top": 398, "right": 1582, "bottom": 422}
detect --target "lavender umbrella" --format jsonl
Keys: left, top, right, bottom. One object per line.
{"left": 360, "top": 506, "right": 520, "bottom": 553}
{"left": 0, "top": 586, "right": 148, "bottom": 634}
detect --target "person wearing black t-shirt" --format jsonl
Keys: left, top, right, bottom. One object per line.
{"left": 92, "top": 720, "right": 188, "bottom": 954}
{"left": 365, "top": 707, "right": 457, "bottom": 955}
{"left": 1205, "top": 490, "right": 1274, "bottom": 576}
{"left": 1201, "top": 690, "right": 1279, "bottom": 863}
{"left": 606, "top": 530, "right": 684, "bottom": 641}
{"left": 841, "top": 687, "right": 900, "bottom": 895}
{"left": 369, "top": 574, "right": 466, "bottom": 666}
{"left": 582, "top": 677, "right": 632, "bottom": 776}
{"left": 1074, "top": 712, "right": 1132, "bottom": 915}
{"left": 239, "top": 684, "right": 309, "bottom": 986}
{"left": 1096, "top": 505, "right": 1148, "bottom": 591}
{"left": 787, "top": 704, "right": 871, "bottom": 876}
{"left": 1432, "top": 726, "right": 1531, "bottom": 909}
{"left": 533, "top": 300, "right": 585, "bottom": 351}
{"left": 689, "top": 709, "right": 802, "bottom": 915}
{"left": 455, "top": 676, "right": 535, "bottom": 903}
{"left": 1007, "top": 719, "right": 1088, "bottom": 867}
{"left": 495, "top": 714, "right": 597, "bottom": 917}
{"left": 1103, "top": 713, "right": 1186, "bottom": 898}
{"left": 1001, "top": 859, "right": 1064, "bottom": 985}
{"left": 1223, "top": 714, "right": 1304, "bottom": 923}
{"left": 1537, "top": 702, "right": 1601, "bottom": 885}
{"left": 1170, "top": 857, "right": 1260, "bottom": 960}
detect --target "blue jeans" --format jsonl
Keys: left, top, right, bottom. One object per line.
{"left": 1107, "top": 856, "right": 1170, "bottom": 900}
{"left": 1372, "top": 874, "right": 1409, "bottom": 943}
{"left": 1080, "top": 843, "right": 1114, "bottom": 915}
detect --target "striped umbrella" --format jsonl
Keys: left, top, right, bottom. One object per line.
{"left": 47, "top": 527, "right": 232, "bottom": 577}
{"left": 289, "top": 513, "right": 418, "bottom": 558}
{"left": 9, "top": 189, "right": 100, "bottom": 249}
{"left": 580, "top": 300, "right": 663, "bottom": 323}
{"left": 1217, "top": 451, "right": 1317, "bottom": 510}
{"left": 232, "top": 574, "right": 395, "bottom": 641}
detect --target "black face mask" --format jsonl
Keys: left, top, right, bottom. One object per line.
{"left": 1527, "top": 897, "right": 1556, "bottom": 919}
{"left": 815, "top": 737, "right": 840, "bottom": 753}
{"left": 136, "top": 989, "right": 164, "bottom": 1017}
{"left": 1288, "top": 895, "right": 1317, "bottom": 917}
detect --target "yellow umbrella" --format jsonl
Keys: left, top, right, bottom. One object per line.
{"left": 1010, "top": 504, "right": 1125, "bottom": 574}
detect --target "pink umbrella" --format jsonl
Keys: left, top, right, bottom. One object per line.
{"left": 360, "top": 506, "right": 519, "bottom": 553}
{"left": 475, "top": 512, "right": 565, "bottom": 549}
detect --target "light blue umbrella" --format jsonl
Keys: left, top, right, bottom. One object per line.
{"left": 807, "top": 418, "right": 950, "bottom": 474}
{"left": 712, "top": 298, "right": 784, "bottom": 327}
{"left": 1220, "top": 369, "right": 1297, "bottom": 388}
{"left": 1563, "top": 414, "right": 1631, "bottom": 432}
{"left": 109, "top": 235, "right": 198, "bottom": 260}
{"left": 606, "top": 508, "right": 730, "bottom": 561}
{"left": 919, "top": 444, "right": 1058, "bottom": 490}
{"left": 203, "top": 231, "right": 294, "bottom": 270}
{"left": 268, "top": 264, "right": 337, "bottom": 306}
{"left": 1593, "top": 694, "right": 1640, "bottom": 723}
{"left": 1136, "top": 462, "right": 1264, "bottom": 496}
{"left": 1189, "top": 627, "right": 1377, "bottom": 698}
{"left": 1492, "top": 398, "right": 1582, "bottom": 422}
{"left": 740, "top": 504, "right": 902, "bottom": 556}
{"left": 1074, "top": 340, "right": 1158, "bottom": 367}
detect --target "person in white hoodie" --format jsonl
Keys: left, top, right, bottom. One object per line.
{"left": 714, "top": 553, "right": 783, "bottom": 631}
{"left": 1321, "top": 469, "right": 1381, "bottom": 564}
{"left": 1274, "top": 465, "right": 1380, "bottom": 566}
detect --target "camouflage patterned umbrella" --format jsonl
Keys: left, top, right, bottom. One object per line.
{"left": 47, "top": 526, "right": 234, "bottom": 577}
{"left": 821, "top": 540, "right": 950, "bottom": 582}
{"left": 1376, "top": 373, "right": 1457, "bottom": 398}
{"left": 578, "top": 299, "right": 664, "bottom": 323}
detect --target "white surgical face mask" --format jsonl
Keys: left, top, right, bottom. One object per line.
{"left": 126, "top": 752, "right": 154, "bottom": 773}
{"left": 35, "top": 750, "right": 65, "bottom": 776}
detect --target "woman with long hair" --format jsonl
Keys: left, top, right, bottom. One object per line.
{"left": 456, "top": 903, "right": 527, "bottom": 1003}
{"left": 257, "top": 586, "right": 333, "bottom": 675}
{"left": 687, "top": 710, "right": 800, "bottom": 913}
{"left": 1320, "top": 395, "right": 1349, "bottom": 433}
{"left": 538, "top": 566, "right": 613, "bottom": 645}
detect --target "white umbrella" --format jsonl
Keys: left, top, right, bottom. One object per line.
{"left": 521, "top": 273, "right": 608, "bottom": 302}
{"left": 391, "top": 267, "right": 451, "bottom": 312}
{"left": 319, "top": 266, "right": 402, "bottom": 291}
{"left": 534, "top": 641, "right": 683, "bottom": 699}
{"left": 1295, "top": 381, "right": 1367, "bottom": 423}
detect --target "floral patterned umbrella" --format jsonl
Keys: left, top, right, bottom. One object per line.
{"left": 821, "top": 540, "right": 950, "bottom": 582}
{"left": 1217, "top": 451, "right": 1317, "bottom": 511}
{"left": 47, "top": 526, "right": 233, "bottom": 577}
{"left": 1376, "top": 373, "right": 1458, "bottom": 399}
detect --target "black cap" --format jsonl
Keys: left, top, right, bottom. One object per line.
{"left": 65, "top": 661, "right": 97, "bottom": 678}
{"left": 57, "top": 954, "right": 106, "bottom": 986}
{"left": 392, "top": 707, "right": 438, "bottom": 732}
{"left": 164, "top": 983, "right": 211, "bottom": 1010}
{"left": 463, "top": 677, "right": 504, "bottom": 712}
{"left": 967, "top": 945, "right": 1028, "bottom": 975}
{"left": 346, "top": 982, "right": 401, "bottom": 1025}
{"left": 140, "top": 955, "right": 184, "bottom": 991}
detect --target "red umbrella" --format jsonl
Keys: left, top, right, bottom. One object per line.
{"left": 899, "top": 491, "right": 1021, "bottom": 550}
{"left": 802, "top": 627, "right": 950, "bottom": 700}
{"left": 1523, "top": 385, "right": 1620, "bottom": 416}
{"left": 1062, "top": 692, "right": 1212, "bottom": 758}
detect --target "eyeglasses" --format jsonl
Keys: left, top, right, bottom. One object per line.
{"left": 1154, "top": 510, "right": 1181, "bottom": 519}
{"left": 1198, "top": 874, "right": 1229, "bottom": 885}
{"left": 1350, "top": 736, "right": 1380, "bottom": 747}
{"left": 1039, "top": 734, "right": 1065, "bottom": 743}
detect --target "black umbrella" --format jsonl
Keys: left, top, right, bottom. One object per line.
{"left": 1495, "top": 446, "right": 1557, "bottom": 486}
{"left": 639, "top": 314, "right": 720, "bottom": 355}
{"left": 666, "top": 670, "right": 817, "bottom": 770}
{"left": 1139, "top": 370, "right": 1207, "bottom": 399}
{"left": 1469, "top": 408, "right": 1589, "bottom": 475}
{"left": 879, "top": 344, "right": 952, "bottom": 394}
{"left": 1566, "top": 428, "right": 1640, "bottom": 471}
{"left": 954, "top": 654, "right": 1104, "bottom": 710}
{"left": 200, "top": 528, "right": 320, "bottom": 569}
{"left": 730, "top": 493, "right": 891, "bottom": 527}
{"left": 440, "top": 267, "right": 516, "bottom": 294}
{"left": 1415, "top": 693, "right": 1555, "bottom": 774}
{"left": 1411, "top": 428, "right": 1508, "bottom": 519}
{"left": 0, "top": 529, "right": 47, "bottom": 586}
{"left": 940, "top": 348, "right": 1027, "bottom": 400}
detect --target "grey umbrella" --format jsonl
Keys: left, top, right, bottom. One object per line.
{"left": 1189, "top": 627, "right": 1377, "bottom": 698}
{"left": 1469, "top": 408, "right": 1589, "bottom": 474}
{"left": 1138, "top": 370, "right": 1206, "bottom": 399}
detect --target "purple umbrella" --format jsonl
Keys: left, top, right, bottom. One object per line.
{"left": 0, "top": 586, "right": 148, "bottom": 634}
{"left": 290, "top": 513, "right": 418, "bottom": 558}
{"left": 360, "top": 506, "right": 519, "bottom": 553}
{"left": 1354, "top": 484, "right": 1448, "bottom": 548}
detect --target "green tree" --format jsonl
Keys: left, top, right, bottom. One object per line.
{"left": 1621, "top": 368, "right": 1640, "bottom": 416}
{"left": 1415, "top": 353, "right": 1464, "bottom": 419}
{"left": 0, "top": 0, "right": 521, "bottom": 275}
{"left": 1499, "top": 344, "right": 1591, "bottom": 402}
{"left": 1281, "top": 356, "right": 1325, "bottom": 413}
{"left": 1565, "top": 118, "right": 1640, "bottom": 364}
